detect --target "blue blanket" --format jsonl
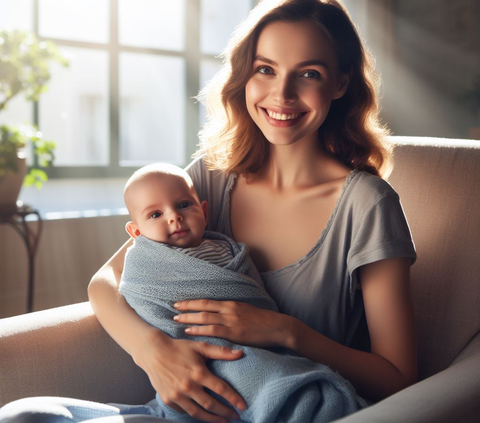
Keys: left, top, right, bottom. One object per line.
{"left": 120, "top": 232, "right": 367, "bottom": 423}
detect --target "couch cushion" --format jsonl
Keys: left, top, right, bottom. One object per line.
{"left": 388, "top": 137, "right": 480, "bottom": 379}
{"left": 0, "top": 302, "right": 155, "bottom": 406}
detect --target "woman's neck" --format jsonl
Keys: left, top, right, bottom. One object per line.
{"left": 259, "top": 139, "right": 343, "bottom": 191}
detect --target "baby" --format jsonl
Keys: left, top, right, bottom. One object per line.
{"left": 124, "top": 162, "right": 235, "bottom": 266}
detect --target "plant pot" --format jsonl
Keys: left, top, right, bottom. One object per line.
{"left": 0, "top": 152, "right": 26, "bottom": 211}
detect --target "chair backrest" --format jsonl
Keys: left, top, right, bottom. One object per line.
{"left": 388, "top": 136, "right": 480, "bottom": 380}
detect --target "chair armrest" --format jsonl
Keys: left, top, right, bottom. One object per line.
{"left": 334, "top": 330, "right": 480, "bottom": 423}
{"left": 0, "top": 302, "right": 155, "bottom": 407}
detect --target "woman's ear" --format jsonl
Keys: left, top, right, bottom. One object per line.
{"left": 126, "top": 221, "right": 141, "bottom": 238}
{"left": 333, "top": 72, "right": 351, "bottom": 100}
{"left": 201, "top": 200, "right": 209, "bottom": 226}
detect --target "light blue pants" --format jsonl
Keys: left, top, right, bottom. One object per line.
{"left": 0, "top": 397, "right": 174, "bottom": 423}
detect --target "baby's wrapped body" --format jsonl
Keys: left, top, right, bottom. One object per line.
{"left": 120, "top": 231, "right": 367, "bottom": 423}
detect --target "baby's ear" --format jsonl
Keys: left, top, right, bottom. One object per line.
{"left": 126, "top": 221, "right": 141, "bottom": 238}
{"left": 201, "top": 201, "right": 209, "bottom": 225}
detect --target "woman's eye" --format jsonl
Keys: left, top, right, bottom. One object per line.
{"left": 179, "top": 201, "right": 191, "bottom": 209}
{"left": 301, "top": 70, "right": 320, "bottom": 79}
{"left": 150, "top": 211, "right": 162, "bottom": 219}
{"left": 257, "top": 66, "right": 274, "bottom": 75}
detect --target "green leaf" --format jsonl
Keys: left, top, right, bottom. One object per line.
{"left": 23, "top": 173, "right": 36, "bottom": 187}
{"left": 0, "top": 29, "right": 69, "bottom": 110}
{"left": 1, "top": 30, "right": 65, "bottom": 188}
{"left": 24, "top": 168, "right": 48, "bottom": 189}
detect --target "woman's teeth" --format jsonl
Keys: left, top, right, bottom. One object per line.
{"left": 266, "top": 109, "right": 301, "bottom": 121}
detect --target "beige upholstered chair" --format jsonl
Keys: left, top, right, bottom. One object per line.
{"left": 1, "top": 137, "right": 479, "bottom": 423}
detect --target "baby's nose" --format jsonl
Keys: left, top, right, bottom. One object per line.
{"left": 168, "top": 213, "right": 182, "bottom": 224}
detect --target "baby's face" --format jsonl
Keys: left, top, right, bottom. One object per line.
{"left": 129, "top": 174, "right": 207, "bottom": 247}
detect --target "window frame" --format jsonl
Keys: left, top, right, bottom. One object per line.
{"left": 29, "top": 0, "right": 250, "bottom": 179}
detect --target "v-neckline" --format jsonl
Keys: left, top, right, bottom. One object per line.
{"left": 222, "top": 168, "right": 360, "bottom": 277}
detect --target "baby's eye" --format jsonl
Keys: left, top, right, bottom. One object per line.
{"left": 150, "top": 211, "right": 162, "bottom": 219}
{"left": 300, "top": 70, "right": 320, "bottom": 79}
{"left": 257, "top": 66, "right": 274, "bottom": 75}
{"left": 179, "top": 201, "right": 191, "bottom": 209}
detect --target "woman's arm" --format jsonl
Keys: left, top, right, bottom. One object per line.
{"left": 88, "top": 240, "right": 246, "bottom": 423}
{"left": 174, "top": 257, "right": 417, "bottom": 402}
{"left": 285, "top": 257, "right": 417, "bottom": 401}
{"left": 88, "top": 238, "right": 150, "bottom": 357}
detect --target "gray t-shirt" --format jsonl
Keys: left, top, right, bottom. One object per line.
{"left": 186, "top": 157, "right": 416, "bottom": 350}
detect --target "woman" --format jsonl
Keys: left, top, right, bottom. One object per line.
{"left": 90, "top": 0, "right": 417, "bottom": 422}
{"left": 0, "top": 1, "right": 417, "bottom": 422}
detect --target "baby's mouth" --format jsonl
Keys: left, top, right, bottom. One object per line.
{"left": 170, "top": 229, "right": 189, "bottom": 237}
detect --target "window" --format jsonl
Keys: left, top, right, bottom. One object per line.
{"left": 0, "top": 0, "right": 255, "bottom": 179}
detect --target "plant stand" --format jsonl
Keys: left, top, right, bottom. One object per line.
{"left": 0, "top": 204, "right": 42, "bottom": 313}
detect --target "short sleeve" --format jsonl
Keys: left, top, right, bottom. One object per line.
{"left": 347, "top": 192, "right": 416, "bottom": 275}
{"left": 185, "top": 156, "right": 207, "bottom": 202}
{"left": 184, "top": 156, "right": 230, "bottom": 232}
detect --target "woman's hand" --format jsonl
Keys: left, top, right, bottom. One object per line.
{"left": 135, "top": 328, "right": 246, "bottom": 423}
{"left": 173, "top": 300, "right": 294, "bottom": 348}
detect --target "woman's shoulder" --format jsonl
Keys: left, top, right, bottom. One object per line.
{"left": 338, "top": 170, "right": 403, "bottom": 220}
{"left": 185, "top": 155, "right": 233, "bottom": 230}
{"left": 343, "top": 171, "right": 417, "bottom": 272}
{"left": 184, "top": 155, "right": 209, "bottom": 181}
{"left": 185, "top": 155, "right": 230, "bottom": 194}
{"left": 348, "top": 170, "right": 399, "bottom": 203}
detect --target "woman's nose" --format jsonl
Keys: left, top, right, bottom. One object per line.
{"left": 273, "top": 75, "right": 297, "bottom": 104}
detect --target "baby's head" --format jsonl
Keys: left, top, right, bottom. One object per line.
{"left": 124, "top": 163, "right": 208, "bottom": 248}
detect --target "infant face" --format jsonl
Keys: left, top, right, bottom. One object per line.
{"left": 128, "top": 173, "right": 207, "bottom": 247}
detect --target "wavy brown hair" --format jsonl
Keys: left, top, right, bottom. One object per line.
{"left": 196, "top": 0, "right": 392, "bottom": 178}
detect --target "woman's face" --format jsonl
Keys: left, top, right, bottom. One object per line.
{"left": 245, "top": 20, "right": 349, "bottom": 147}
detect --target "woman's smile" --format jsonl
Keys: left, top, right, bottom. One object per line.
{"left": 261, "top": 107, "right": 307, "bottom": 127}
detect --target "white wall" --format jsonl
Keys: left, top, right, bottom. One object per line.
{"left": 0, "top": 214, "right": 128, "bottom": 318}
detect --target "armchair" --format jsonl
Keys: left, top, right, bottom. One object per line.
{"left": 1, "top": 137, "right": 479, "bottom": 422}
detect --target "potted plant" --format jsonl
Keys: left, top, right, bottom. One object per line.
{"left": 0, "top": 29, "right": 68, "bottom": 209}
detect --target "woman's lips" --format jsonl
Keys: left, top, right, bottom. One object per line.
{"left": 261, "top": 108, "right": 306, "bottom": 127}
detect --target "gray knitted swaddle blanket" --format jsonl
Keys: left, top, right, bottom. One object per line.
{"left": 119, "top": 231, "right": 367, "bottom": 423}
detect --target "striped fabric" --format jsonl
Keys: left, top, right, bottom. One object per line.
{"left": 171, "top": 239, "right": 234, "bottom": 268}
